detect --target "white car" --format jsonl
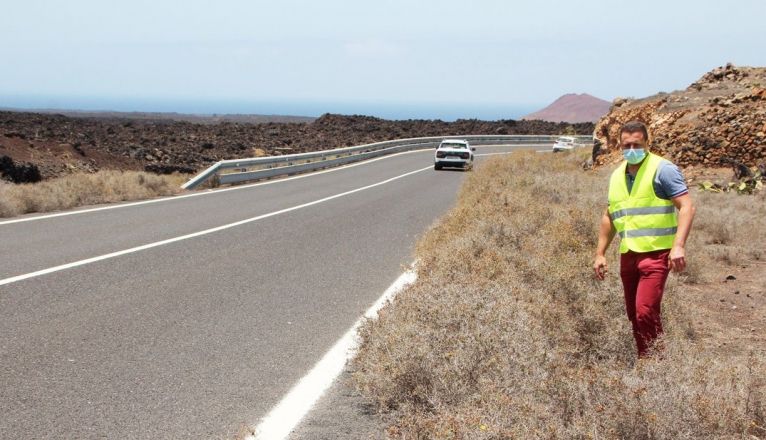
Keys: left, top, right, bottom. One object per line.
{"left": 552, "top": 136, "right": 577, "bottom": 153}
{"left": 434, "top": 139, "right": 475, "bottom": 170}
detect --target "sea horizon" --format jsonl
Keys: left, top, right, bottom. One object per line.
{"left": 0, "top": 94, "right": 540, "bottom": 122}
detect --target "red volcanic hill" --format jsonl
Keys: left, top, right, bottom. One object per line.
{"left": 523, "top": 93, "right": 611, "bottom": 123}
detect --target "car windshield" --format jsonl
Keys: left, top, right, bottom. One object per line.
{"left": 440, "top": 143, "right": 466, "bottom": 149}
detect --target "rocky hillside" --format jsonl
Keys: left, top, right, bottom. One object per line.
{"left": 594, "top": 63, "right": 766, "bottom": 169}
{"left": 0, "top": 112, "right": 593, "bottom": 183}
{"left": 523, "top": 93, "right": 611, "bottom": 123}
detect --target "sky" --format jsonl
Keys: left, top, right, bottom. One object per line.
{"left": 1, "top": 0, "right": 765, "bottom": 120}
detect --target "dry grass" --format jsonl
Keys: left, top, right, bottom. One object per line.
{"left": 353, "top": 151, "right": 766, "bottom": 439}
{"left": 0, "top": 170, "right": 188, "bottom": 218}
{"left": 685, "top": 190, "right": 766, "bottom": 281}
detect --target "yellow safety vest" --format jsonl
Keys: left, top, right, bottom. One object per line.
{"left": 607, "top": 153, "right": 678, "bottom": 254}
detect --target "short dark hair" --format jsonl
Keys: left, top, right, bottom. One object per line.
{"left": 620, "top": 121, "right": 649, "bottom": 141}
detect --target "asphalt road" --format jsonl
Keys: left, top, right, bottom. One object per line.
{"left": 0, "top": 144, "right": 536, "bottom": 439}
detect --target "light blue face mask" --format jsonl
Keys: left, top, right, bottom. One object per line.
{"left": 623, "top": 148, "right": 646, "bottom": 164}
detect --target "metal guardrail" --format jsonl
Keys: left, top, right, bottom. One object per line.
{"left": 181, "top": 134, "right": 593, "bottom": 189}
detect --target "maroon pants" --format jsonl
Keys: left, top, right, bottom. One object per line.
{"left": 620, "top": 249, "right": 670, "bottom": 357}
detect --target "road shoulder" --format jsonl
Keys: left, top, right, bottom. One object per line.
{"left": 289, "top": 367, "right": 387, "bottom": 440}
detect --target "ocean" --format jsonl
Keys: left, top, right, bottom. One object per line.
{"left": 0, "top": 95, "right": 538, "bottom": 122}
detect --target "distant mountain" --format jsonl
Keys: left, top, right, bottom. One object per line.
{"left": 523, "top": 93, "right": 610, "bottom": 123}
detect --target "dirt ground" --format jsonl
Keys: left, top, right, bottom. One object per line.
{"left": 682, "top": 168, "right": 766, "bottom": 357}
{"left": 684, "top": 260, "right": 766, "bottom": 355}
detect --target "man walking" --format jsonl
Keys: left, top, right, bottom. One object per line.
{"left": 593, "top": 121, "right": 695, "bottom": 357}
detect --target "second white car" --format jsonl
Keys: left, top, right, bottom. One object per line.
{"left": 552, "top": 136, "right": 577, "bottom": 153}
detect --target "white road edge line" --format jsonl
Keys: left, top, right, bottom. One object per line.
{"left": 248, "top": 268, "right": 418, "bottom": 440}
{"left": 0, "top": 145, "right": 528, "bottom": 226}
{"left": 0, "top": 166, "right": 431, "bottom": 287}
{"left": 0, "top": 149, "right": 429, "bottom": 226}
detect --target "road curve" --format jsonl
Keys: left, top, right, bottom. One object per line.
{"left": 0, "top": 145, "right": 527, "bottom": 438}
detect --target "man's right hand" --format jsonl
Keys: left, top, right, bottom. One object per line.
{"left": 593, "top": 255, "right": 608, "bottom": 280}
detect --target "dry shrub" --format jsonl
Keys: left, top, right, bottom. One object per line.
{"left": 354, "top": 151, "right": 765, "bottom": 439}
{"left": 0, "top": 181, "right": 20, "bottom": 217}
{"left": 0, "top": 170, "right": 187, "bottom": 218}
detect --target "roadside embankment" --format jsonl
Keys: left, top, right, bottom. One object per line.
{"left": 594, "top": 64, "right": 766, "bottom": 169}
{"left": 0, "top": 170, "right": 187, "bottom": 218}
{"left": 353, "top": 151, "right": 765, "bottom": 438}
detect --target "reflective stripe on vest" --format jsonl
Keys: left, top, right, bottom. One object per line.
{"left": 619, "top": 226, "right": 677, "bottom": 238}
{"left": 607, "top": 153, "right": 678, "bottom": 254}
{"left": 610, "top": 205, "right": 676, "bottom": 221}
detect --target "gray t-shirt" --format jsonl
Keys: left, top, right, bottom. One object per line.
{"left": 625, "top": 160, "right": 688, "bottom": 200}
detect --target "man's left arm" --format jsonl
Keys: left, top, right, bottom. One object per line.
{"left": 669, "top": 193, "right": 695, "bottom": 272}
